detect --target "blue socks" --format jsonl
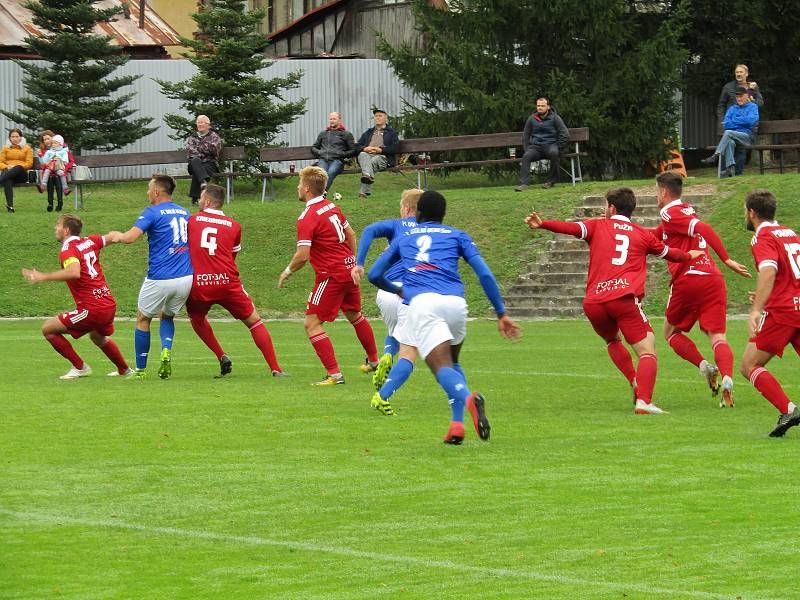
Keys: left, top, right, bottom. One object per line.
{"left": 454, "top": 363, "right": 467, "bottom": 386}
{"left": 160, "top": 317, "right": 175, "bottom": 350}
{"left": 435, "top": 367, "right": 470, "bottom": 423}
{"left": 383, "top": 335, "right": 399, "bottom": 357}
{"left": 134, "top": 328, "right": 151, "bottom": 370}
{"left": 379, "top": 358, "right": 414, "bottom": 400}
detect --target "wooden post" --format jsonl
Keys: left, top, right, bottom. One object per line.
{"left": 138, "top": 0, "right": 145, "bottom": 29}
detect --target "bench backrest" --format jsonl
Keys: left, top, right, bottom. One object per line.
{"left": 74, "top": 146, "right": 246, "bottom": 169}
{"left": 756, "top": 120, "right": 800, "bottom": 135}
{"left": 259, "top": 128, "right": 590, "bottom": 162}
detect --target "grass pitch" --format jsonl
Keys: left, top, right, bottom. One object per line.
{"left": 2, "top": 317, "right": 798, "bottom": 599}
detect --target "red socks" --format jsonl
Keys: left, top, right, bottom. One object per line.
{"left": 712, "top": 340, "right": 734, "bottom": 378}
{"left": 190, "top": 316, "right": 225, "bottom": 359}
{"left": 607, "top": 339, "right": 636, "bottom": 386}
{"left": 249, "top": 320, "right": 281, "bottom": 372}
{"left": 750, "top": 367, "right": 791, "bottom": 413}
{"left": 636, "top": 353, "right": 658, "bottom": 403}
{"left": 667, "top": 333, "right": 704, "bottom": 367}
{"left": 310, "top": 332, "right": 339, "bottom": 374}
{"left": 351, "top": 315, "right": 378, "bottom": 363}
{"left": 99, "top": 338, "right": 129, "bottom": 374}
{"left": 45, "top": 333, "right": 83, "bottom": 368}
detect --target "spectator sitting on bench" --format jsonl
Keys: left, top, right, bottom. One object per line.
{"left": 186, "top": 114, "right": 222, "bottom": 205}
{"left": 355, "top": 108, "right": 400, "bottom": 199}
{"left": 311, "top": 112, "right": 356, "bottom": 192}
{"left": 515, "top": 96, "right": 570, "bottom": 191}
{"left": 717, "top": 64, "right": 764, "bottom": 122}
{"left": 37, "top": 135, "right": 71, "bottom": 196}
{"left": 0, "top": 128, "right": 33, "bottom": 213}
{"left": 37, "top": 130, "right": 74, "bottom": 212}
{"left": 701, "top": 87, "right": 759, "bottom": 177}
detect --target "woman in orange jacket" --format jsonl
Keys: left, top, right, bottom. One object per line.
{"left": 0, "top": 128, "right": 34, "bottom": 213}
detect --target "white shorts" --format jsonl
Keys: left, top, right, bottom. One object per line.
{"left": 137, "top": 275, "right": 192, "bottom": 318}
{"left": 376, "top": 285, "right": 402, "bottom": 337}
{"left": 404, "top": 292, "right": 468, "bottom": 359}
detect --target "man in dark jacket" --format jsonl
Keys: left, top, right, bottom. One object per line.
{"left": 354, "top": 109, "right": 400, "bottom": 199}
{"left": 186, "top": 115, "right": 223, "bottom": 205}
{"left": 311, "top": 112, "right": 356, "bottom": 191}
{"left": 515, "top": 97, "right": 570, "bottom": 191}
{"left": 716, "top": 64, "right": 764, "bottom": 122}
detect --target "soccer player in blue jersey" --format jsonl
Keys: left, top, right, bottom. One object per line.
{"left": 352, "top": 188, "right": 422, "bottom": 399}
{"left": 368, "top": 190, "right": 521, "bottom": 444}
{"left": 108, "top": 174, "right": 193, "bottom": 379}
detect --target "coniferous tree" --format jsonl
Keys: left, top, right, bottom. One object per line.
{"left": 0, "top": 0, "right": 155, "bottom": 154}
{"left": 157, "top": 0, "right": 306, "bottom": 166}
{"left": 380, "top": 0, "right": 690, "bottom": 178}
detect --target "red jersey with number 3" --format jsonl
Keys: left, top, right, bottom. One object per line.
{"left": 296, "top": 196, "right": 356, "bottom": 282}
{"left": 59, "top": 234, "right": 116, "bottom": 310}
{"left": 578, "top": 216, "right": 672, "bottom": 304}
{"left": 658, "top": 200, "right": 722, "bottom": 281}
{"left": 751, "top": 221, "right": 800, "bottom": 326}
{"left": 187, "top": 208, "right": 242, "bottom": 299}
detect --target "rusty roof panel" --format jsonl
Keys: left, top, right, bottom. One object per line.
{"left": 0, "top": 0, "right": 182, "bottom": 49}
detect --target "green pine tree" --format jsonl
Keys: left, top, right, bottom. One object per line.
{"left": 380, "top": 0, "right": 690, "bottom": 178}
{"left": 0, "top": 0, "right": 155, "bottom": 154}
{"left": 157, "top": 0, "right": 306, "bottom": 167}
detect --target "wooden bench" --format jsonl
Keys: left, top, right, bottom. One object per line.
{"left": 257, "top": 128, "right": 589, "bottom": 200}
{"left": 69, "top": 146, "right": 246, "bottom": 209}
{"left": 706, "top": 119, "right": 800, "bottom": 175}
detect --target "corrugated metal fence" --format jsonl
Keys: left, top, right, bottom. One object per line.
{"left": 0, "top": 58, "right": 422, "bottom": 180}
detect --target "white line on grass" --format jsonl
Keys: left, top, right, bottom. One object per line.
{"left": 0, "top": 508, "right": 771, "bottom": 600}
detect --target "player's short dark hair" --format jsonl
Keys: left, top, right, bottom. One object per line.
{"left": 656, "top": 171, "right": 683, "bottom": 197}
{"left": 417, "top": 190, "right": 446, "bottom": 223}
{"left": 605, "top": 187, "right": 637, "bottom": 218}
{"left": 745, "top": 189, "right": 777, "bottom": 220}
{"left": 536, "top": 96, "right": 551, "bottom": 105}
{"left": 201, "top": 183, "right": 225, "bottom": 207}
{"left": 59, "top": 214, "right": 83, "bottom": 236}
{"left": 150, "top": 173, "right": 176, "bottom": 196}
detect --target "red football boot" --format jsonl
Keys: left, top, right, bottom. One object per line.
{"left": 443, "top": 421, "right": 465, "bottom": 445}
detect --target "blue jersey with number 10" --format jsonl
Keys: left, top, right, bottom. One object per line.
{"left": 135, "top": 202, "right": 193, "bottom": 280}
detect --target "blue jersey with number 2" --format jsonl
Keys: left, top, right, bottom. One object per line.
{"left": 135, "top": 202, "right": 193, "bottom": 280}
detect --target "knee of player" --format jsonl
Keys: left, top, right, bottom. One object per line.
{"left": 739, "top": 357, "right": 754, "bottom": 379}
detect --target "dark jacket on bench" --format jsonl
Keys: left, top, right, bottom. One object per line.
{"left": 311, "top": 127, "right": 356, "bottom": 162}
{"left": 523, "top": 110, "right": 570, "bottom": 151}
{"left": 355, "top": 125, "right": 401, "bottom": 167}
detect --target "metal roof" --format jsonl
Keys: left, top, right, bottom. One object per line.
{"left": 0, "top": 0, "right": 182, "bottom": 50}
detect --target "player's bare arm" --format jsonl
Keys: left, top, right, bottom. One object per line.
{"left": 724, "top": 258, "right": 752, "bottom": 278}
{"left": 278, "top": 245, "right": 310, "bottom": 288}
{"left": 351, "top": 265, "right": 365, "bottom": 285}
{"left": 107, "top": 227, "right": 144, "bottom": 245}
{"left": 344, "top": 225, "right": 357, "bottom": 254}
{"left": 497, "top": 314, "right": 522, "bottom": 341}
{"left": 22, "top": 260, "right": 80, "bottom": 284}
{"left": 748, "top": 266, "right": 777, "bottom": 337}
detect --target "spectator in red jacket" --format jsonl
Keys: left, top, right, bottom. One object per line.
{"left": 37, "top": 131, "right": 75, "bottom": 212}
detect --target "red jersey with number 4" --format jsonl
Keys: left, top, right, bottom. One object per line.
{"left": 59, "top": 234, "right": 115, "bottom": 310}
{"left": 187, "top": 208, "right": 242, "bottom": 299}
{"left": 296, "top": 196, "right": 356, "bottom": 282}
{"left": 577, "top": 216, "right": 675, "bottom": 304}
{"left": 751, "top": 221, "right": 800, "bottom": 326}
{"left": 658, "top": 200, "right": 722, "bottom": 280}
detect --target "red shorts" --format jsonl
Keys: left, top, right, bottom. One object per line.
{"left": 583, "top": 295, "right": 653, "bottom": 345}
{"left": 666, "top": 275, "right": 727, "bottom": 334}
{"left": 750, "top": 312, "right": 800, "bottom": 358}
{"left": 58, "top": 306, "right": 116, "bottom": 339}
{"left": 306, "top": 276, "right": 361, "bottom": 322}
{"left": 186, "top": 285, "right": 255, "bottom": 321}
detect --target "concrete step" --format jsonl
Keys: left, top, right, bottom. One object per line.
{"left": 507, "top": 282, "right": 586, "bottom": 296}
{"left": 525, "top": 272, "right": 588, "bottom": 285}
{"left": 505, "top": 295, "right": 584, "bottom": 308}
{"left": 528, "top": 260, "right": 589, "bottom": 273}
{"left": 545, "top": 248, "right": 590, "bottom": 262}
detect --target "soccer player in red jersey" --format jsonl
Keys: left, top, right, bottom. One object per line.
{"left": 740, "top": 190, "right": 800, "bottom": 437}
{"left": 186, "top": 184, "right": 286, "bottom": 378}
{"left": 525, "top": 187, "right": 702, "bottom": 414}
{"left": 21, "top": 214, "right": 131, "bottom": 379}
{"left": 278, "top": 166, "right": 378, "bottom": 385}
{"left": 654, "top": 172, "right": 751, "bottom": 407}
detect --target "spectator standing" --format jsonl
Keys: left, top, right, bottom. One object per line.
{"left": 515, "top": 96, "right": 570, "bottom": 191}
{"left": 354, "top": 109, "right": 400, "bottom": 199}
{"left": 717, "top": 64, "right": 764, "bottom": 122}
{"left": 186, "top": 115, "right": 222, "bottom": 205}
{"left": 0, "top": 128, "right": 33, "bottom": 213}
{"left": 310, "top": 112, "right": 356, "bottom": 191}
{"left": 37, "top": 131, "right": 75, "bottom": 212}
{"left": 701, "top": 87, "right": 759, "bottom": 177}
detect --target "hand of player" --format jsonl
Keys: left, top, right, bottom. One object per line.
{"left": 747, "top": 290, "right": 756, "bottom": 303}
{"left": 106, "top": 230, "right": 123, "bottom": 243}
{"left": 688, "top": 250, "right": 705, "bottom": 260}
{"left": 351, "top": 265, "right": 364, "bottom": 285}
{"left": 748, "top": 309, "right": 762, "bottom": 338}
{"left": 498, "top": 315, "right": 522, "bottom": 341}
{"left": 21, "top": 268, "right": 42, "bottom": 283}
{"left": 524, "top": 211, "right": 543, "bottom": 230}
{"left": 277, "top": 270, "right": 291, "bottom": 288}
{"left": 725, "top": 259, "right": 752, "bottom": 278}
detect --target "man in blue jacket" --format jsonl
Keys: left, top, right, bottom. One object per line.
{"left": 702, "top": 87, "right": 759, "bottom": 177}
{"left": 515, "top": 96, "right": 570, "bottom": 191}
{"left": 355, "top": 109, "right": 400, "bottom": 199}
